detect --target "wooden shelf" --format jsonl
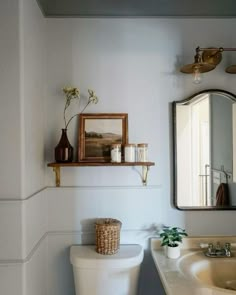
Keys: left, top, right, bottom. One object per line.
{"left": 48, "top": 162, "right": 154, "bottom": 167}
{"left": 47, "top": 161, "right": 155, "bottom": 187}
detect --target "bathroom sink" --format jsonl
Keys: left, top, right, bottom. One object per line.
{"left": 178, "top": 251, "right": 236, "bottom": 292}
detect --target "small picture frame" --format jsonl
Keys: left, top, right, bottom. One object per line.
{"left": 78, "top": 113, "right": 128, "bottom": 162}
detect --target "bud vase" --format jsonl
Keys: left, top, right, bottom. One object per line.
{"left": 55, "top": 129, "right": 73, "bottom": 162}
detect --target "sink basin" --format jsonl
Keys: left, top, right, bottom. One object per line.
{"left": 178, "top": 251, "right": 236, "bottom": 292}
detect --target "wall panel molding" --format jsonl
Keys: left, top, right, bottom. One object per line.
{"left": 0, "top": 186, "right": 161, "bottom": 261}
{"left": 0, "top": 228, "right": 156, "bottom": 266}
{"left": 0, "top": 185, "right": 161, "bottom": 202}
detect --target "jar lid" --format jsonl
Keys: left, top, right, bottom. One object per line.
{"left": 111, "top": 143, "right": 122, "bottom": 147}
{"left": 137, "top": 143, "right": 148, "bottom": 147}
{"left": 124, "top": 144, "right": 136, "bottom": 147}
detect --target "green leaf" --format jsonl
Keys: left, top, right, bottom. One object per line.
{"left": 160, "top": 226, "right": 188, "bottom": 247}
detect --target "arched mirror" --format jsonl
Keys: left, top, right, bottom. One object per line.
{"left": 173, "top": 89, "right": 236, "bottom": 210}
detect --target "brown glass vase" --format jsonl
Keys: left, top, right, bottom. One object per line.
{"left": 55, "top": 129, "right": 73, "bottom": 162}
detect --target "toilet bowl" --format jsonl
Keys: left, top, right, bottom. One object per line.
{"left": 70, "top": 244, "right": 144, "bottom": 295}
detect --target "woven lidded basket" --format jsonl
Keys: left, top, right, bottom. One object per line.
{"left": 95, "top": 218, "right": 122, "bottom": 255}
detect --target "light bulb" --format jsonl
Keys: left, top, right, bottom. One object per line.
{"left": 193, "top": 67, "right": 202, "bottom": 84}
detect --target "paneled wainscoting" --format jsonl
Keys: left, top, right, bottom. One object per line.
{"left": 0, "top": 186, "right": 162, "bottom": 295}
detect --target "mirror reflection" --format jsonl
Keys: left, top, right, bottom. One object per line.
{"left": 173, "top": 90, "right": 236, "bottom": 209}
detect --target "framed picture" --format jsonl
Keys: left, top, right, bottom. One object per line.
{"left": 78, "top": 113, "right": 128, "bottom": 162}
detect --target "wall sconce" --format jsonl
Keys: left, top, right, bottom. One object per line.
{"left": 180, "top": 46, "right": 236, "bottom": 84}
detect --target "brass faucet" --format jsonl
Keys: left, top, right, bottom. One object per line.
{"left": 204, "top": 242, "right": 232, "bottom": 258}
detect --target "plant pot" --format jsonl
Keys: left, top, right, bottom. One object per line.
{"left": 55, "top": 129, "right": 73, "bottom": 162}
{"left": 166, "top": 245, "right": 180, "bottom": 259}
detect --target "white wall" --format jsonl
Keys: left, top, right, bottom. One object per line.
{"left": 0, "top": 0, "right": 22, "bottom": 199}
{"left": 0, "top": 0, "right": 46, "bottom": 294}
{"left": 43, "top": 18, "right": 236, "bottom": 295}
{"left": 0, "top": 1, "right": 24, "bottom": 294}
{"left": 21, "top": 0, "right": 46, "bottom": 198}
{"left": 2, "top": 10, "right": 236, "bottom": 295}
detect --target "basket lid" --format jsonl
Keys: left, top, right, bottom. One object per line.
{"left": 95, "top": 218, "right": 122, "bottom": 227}
{"left": 70, "top": 244, "right": 143, "bottom": 269}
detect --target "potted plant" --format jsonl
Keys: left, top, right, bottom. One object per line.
{"left": 160, "top": 227, "right": 188, "bottom": 259}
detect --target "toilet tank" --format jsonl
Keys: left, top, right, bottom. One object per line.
{"left": 70, "top": 244, "right": 144, "bottom": 295}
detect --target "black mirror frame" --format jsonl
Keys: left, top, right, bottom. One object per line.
{"left": 173, "top": 89, "right": 236, "bottom": 210}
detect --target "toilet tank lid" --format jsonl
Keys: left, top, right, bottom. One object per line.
{"left": 70, "top": 244, "right": 144, "bottom": 269}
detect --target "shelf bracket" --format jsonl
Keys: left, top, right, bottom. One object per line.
{"left": 48, "top": 162, "right": 154, "bottom": 187}
{"left": 53, "top": 167, "right": 61, "bottom": 187}
{"left": 142, "top": 166, "right": 150, "bottom": 186}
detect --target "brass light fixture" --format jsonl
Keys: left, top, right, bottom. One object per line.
{"left": 180, "top": 46, "right": 236, "bottom": 83}
{"left": 226, "top": 65, "right": 236, "bottom": 73}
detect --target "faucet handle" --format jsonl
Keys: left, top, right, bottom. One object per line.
{"left": 224, "top": 242, "right": 231, "bottom": 257}
{"left": 225, "top": 242, "right": 231, "bottom": 249}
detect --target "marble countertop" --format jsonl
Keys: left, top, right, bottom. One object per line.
{"left": 151, "top": 237, "right": 236, "bottom": 295}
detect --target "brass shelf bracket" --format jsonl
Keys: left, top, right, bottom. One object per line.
{"left": 53, "top": 166, "right": 61, "bottom": 187}
{"left": 142, "top": 166, "right": 150, "bottom": 186}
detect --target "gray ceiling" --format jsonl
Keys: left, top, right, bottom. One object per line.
{"left": 37, "top": 0, "right": 236, "bottom": 17}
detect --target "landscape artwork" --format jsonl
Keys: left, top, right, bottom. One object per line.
{"left": 78, "top": 113, "right": 128, "bottom": 162}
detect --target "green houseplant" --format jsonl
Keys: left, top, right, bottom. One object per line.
{"left": 160, "top": 227, "right": 188, "bottom": 259}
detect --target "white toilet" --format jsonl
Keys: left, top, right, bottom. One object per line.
{"left": 70, "top": 244, "right": 144, "bottom": 295}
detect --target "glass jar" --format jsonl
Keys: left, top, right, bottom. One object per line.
{"left": 137, "top": 143, "right": 148, "bottom": 162}
{"left": 124, "top": 144, "right": 136, "bottom": 162}
{"left": 110, "top": 144, "right": 122, "bottom": 162}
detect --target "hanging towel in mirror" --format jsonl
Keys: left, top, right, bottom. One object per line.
{"left": 216, "top": 183, "right": 229, "bottom": 206}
